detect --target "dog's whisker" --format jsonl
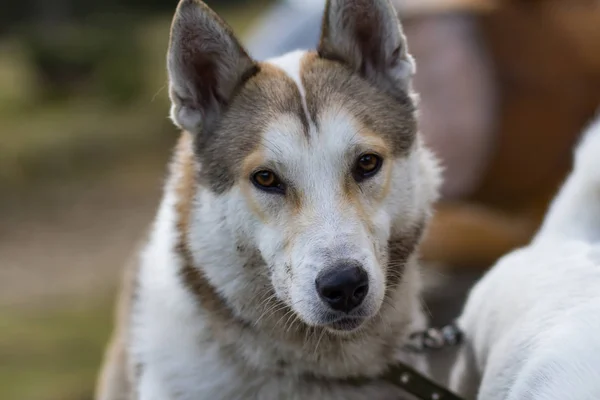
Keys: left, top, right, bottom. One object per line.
{"left": 418, "top": 295, "right": 433, "bottom": 319}
{"left": 277, "top": 308, "right": 296, "bottom": 332}
{"left": 313, "top": 329, "right": 328, "bottom": 358}
{"left": 254, "top": 301, "right": 289, "bottom": 328}
{"left": 381, "top": 297, "right": 401, "bottom": 315}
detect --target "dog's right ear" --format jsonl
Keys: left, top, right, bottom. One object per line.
{"left": 318, "top": 0, "right": 415, "bottom": 97}
{"left": 167, "top": 0, "right": 257, "bottom": 135}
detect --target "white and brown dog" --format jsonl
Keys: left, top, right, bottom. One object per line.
{"left": 95, "top": 0, "right": 442, "bottom": 399}
{"left": 450, "top": 114, "right": 600, "bottom": 400}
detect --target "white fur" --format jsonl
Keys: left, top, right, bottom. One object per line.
{"left": 269, "top": 50, "right": 312, "bottom": 119}
{"left": 450, "top": 114, "right": 600, "bottom": 400}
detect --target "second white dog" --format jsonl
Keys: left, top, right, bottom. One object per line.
{"left": 450, "top": 114, "right": 600, "bottom": 400}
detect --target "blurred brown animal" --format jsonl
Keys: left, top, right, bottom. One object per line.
{"left": 397, "top": 0, "right": 600, "bottom": 270}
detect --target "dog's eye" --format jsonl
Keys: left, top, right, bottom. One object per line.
{"left": 252, "top": 170, "right": 285, "bottom": 194}
{"left": 353, "top": 153, "right": 383, "bottom": 181}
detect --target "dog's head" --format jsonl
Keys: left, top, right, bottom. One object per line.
{"left": 168, "top": 0, "right": 440, "bottom": 334}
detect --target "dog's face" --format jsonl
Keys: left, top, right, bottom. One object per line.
{"left": 167, "top": 0, "right": 439, "bottom": 333}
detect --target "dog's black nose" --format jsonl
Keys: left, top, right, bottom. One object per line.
{"left": 315, "top": 264, "right": 369, "bottom": 313}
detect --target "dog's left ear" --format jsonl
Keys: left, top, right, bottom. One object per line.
{"left": 318, "top": 0, "right": 415, "bottom": 96}
{"left": 167, "top": 0, "right": 257, "bottom": 136}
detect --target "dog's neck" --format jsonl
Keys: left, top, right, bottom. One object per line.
{"left": 171, "top": 133, "right": 428, "bottom": 380}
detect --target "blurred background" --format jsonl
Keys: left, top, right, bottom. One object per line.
{"left": 1, "top": 1, "right": 599, "bottom": 399}
{"left": 0, "top": 1, "right": 271, "bottom": 399}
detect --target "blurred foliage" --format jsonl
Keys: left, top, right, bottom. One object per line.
{"left": 5, "top": 0, "right": 260, "bottom": 102}
{"left": 0, "top": 1, "right": 271, "bottom": 189}
{"left": 0, "top": 17, "right": 175, "bottom": 188}
{"left": 0, "top": 0, "right": 250, "bottom": 34}
{"left": 21, "top": 21, "right": 143, "bottom": 103}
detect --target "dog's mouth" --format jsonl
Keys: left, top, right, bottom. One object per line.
{"left": 327, "top": 316, "right": 366, "bottom": 332}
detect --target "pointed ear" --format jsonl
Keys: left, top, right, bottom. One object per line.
{"left": 318, "top": 0, "right": 415, "bottom": 96}
{"left": 167, "top": 0, "right": 257, "bottom": 135}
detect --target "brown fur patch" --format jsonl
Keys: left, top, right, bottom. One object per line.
{"left": 386, "top": 220, "right": 427, "bottom": 292}
{"left": 174, "top": 133, "right": 234, "bottom": 334}
{"left": 174, "top": 132, "right": 196, "bottom": 236}
{"left": 375, "top": 157, "right": 395, "bottom": 205}
{"left": 287, "top": 184, "right": 304, "bottom": 216}
{"left": 240, "top": 149, "right": 269, "bottom": 223}
{"left": 300, "top": 53, "right": 417, "bottom": 157}
{"left": 356, "top": 130, "right": 391, "bottom": 157}
{"left": 198, "top": 62, "right": 307, "bottom": 194}
{"left": 340, "top": 176, "right": 376, "bottom": 237}
{"left": 95, "top": 244, "right": 145, "bottom": 400}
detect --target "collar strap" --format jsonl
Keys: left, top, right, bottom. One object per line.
{"left": 391, "top": 322, "right": 465, "bottom": 400}
{"left": 382, "top": 362, "right": 465, "bottom": 400}
{"left": 337, "top": 360, "right": 465, "bottom": 400}
{"left": 308, "top": 323, "right": 465, "bottom": 399}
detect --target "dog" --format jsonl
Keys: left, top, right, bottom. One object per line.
{"left": 95, "top": 0, "right": 443, "bottom": 398}
{"left": 449, "top": 114, "right": 600, "bottom": 400}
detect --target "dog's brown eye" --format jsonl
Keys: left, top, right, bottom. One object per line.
{"left": 354, "top": 154, "right": 383, "bottom": 181}
{"left": 252, "top": 170, "right": 285, "bottom": 194}
{"left": 254, "top": 171, "right": 275, "bottom": 187}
